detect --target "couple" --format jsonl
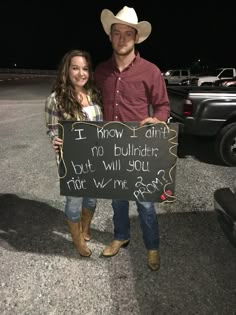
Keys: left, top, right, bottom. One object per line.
{"left": 45, "top": 6, "right": 170, "bottom": 271}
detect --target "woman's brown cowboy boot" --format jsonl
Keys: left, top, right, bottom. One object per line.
{"left": 67, "top": 220, "right": 91, "bottom": 257}
{"left": 81, "top": 208, "right": 94, "bottom": 241}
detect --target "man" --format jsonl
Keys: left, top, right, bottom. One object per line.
{"left": 94, "top": 6, "right": 170, "bottom": 271}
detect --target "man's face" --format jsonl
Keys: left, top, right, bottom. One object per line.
{"left": 110, "top": 23, "right": 138, "bottom": 56}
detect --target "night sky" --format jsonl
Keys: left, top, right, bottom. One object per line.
{"left": 1, "top": 1, "right": 235, "bottom": 72}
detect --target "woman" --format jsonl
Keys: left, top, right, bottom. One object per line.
{"left": 45, "top": 50, "right": 103, "bottom": 257}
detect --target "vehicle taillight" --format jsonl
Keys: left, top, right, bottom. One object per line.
{"left": 183, "top": 99, "right": 193, "bottom": 116}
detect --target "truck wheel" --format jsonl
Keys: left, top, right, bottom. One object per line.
{"left": 215, "top": 123, "right": 236, "bottom": 166}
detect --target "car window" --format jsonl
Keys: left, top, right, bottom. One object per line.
{"left": 219, "top": 69, "right": 233, "bottom": 78}
{"left": 172, "top": 71, "right": 180, "bottom": 76}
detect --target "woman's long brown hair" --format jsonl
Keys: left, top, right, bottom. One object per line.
{"left": 52, "top": 49, "right": 102, "bottom": 119}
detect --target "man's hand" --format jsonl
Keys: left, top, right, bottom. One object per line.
{"left": 52, "top": 136, "right": 63, "bottom": 153}
{"left": 140, "top": 117, "right": 161, "bottom": 126}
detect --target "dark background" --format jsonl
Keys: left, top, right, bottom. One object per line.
{"left": 1, "top": 1, "right": 235, "bottom": 71}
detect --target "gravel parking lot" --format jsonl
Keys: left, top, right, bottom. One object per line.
{"left": 0, "top": 77, "right": 235, "bottom": 314}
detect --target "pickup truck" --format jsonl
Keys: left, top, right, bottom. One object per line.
{"left": 162, "top": 69, "right": 194, "bottom": 85}
{"left": 167, "top": 86, "right": 236, "bottom": 166}
{"left": 189, "top": 68, "right": 236, "bottom": 86}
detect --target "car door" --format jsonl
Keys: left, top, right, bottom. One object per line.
{"left": 181, "top": 70, "right": 190, "bottom": 83}
{"left": 170, "top": 70, "right": 180, "bottom": 84}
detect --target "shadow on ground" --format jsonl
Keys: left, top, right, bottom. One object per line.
{"left": 1, "top": 193, "right": 235, "bottom": 314}
{"left": 0, "top": 193, "right": 112, "bottom": 256}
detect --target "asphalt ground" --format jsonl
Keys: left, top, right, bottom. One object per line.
{"left": 0, "top": 77, "right": 235, "bottom": 314}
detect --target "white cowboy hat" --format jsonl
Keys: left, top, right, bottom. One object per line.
{"left": 100, "top": 6, "right": 152, "bottom": 44}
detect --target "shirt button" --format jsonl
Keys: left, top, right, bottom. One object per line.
{"left": 116, "top": 90, "right": 119, "bottom": 93}
{"left": 116, "top": 103, "right": 118, "bottom": 106}
{"left": 118, "top": 77, "right": 121, "bottom": 80}
{"left": 115, "top": 116, "right": 118, "bottom": 119}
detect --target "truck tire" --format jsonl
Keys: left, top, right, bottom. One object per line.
{"left": 215, "top": 122, "right": 236, "bottom": 166}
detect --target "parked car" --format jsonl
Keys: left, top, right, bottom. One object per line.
{"left": 167, "top": 86, "right": 236, "bottom": 166}
{"left": 189, "top": 68, "right": 236, "bottom": 86}
{"left": 162, "top": 69, "right": 194, "bottom": 85}
{"left": 183, "top": 76, "right": 236, "bottom": 87}
{"left": 214, "top": 76, "right": 236, "bottom": 87}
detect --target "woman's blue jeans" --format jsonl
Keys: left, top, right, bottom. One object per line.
{"left": 111, "top": 199, "right": 160, "bottom": 250}
{"left": 65, "top": 196, "right": 96, "bottom": 222}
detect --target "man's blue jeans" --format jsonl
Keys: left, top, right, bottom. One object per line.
{"left": 111, "top": 199, "right": 160, "bottom": 250}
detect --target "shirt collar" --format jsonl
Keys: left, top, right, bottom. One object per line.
{"left": 111, "top": 51, "right": 140, "bottom": 71}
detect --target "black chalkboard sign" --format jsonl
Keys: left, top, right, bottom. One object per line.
{"left": 58, "top": 121, "right": 178, "bottom": 203}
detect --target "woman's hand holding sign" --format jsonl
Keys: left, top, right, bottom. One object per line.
{"left": 52, "top": 136, "right": 63, "bottom": 153}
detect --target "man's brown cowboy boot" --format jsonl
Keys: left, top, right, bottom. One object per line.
{"left": 147, "top": 250, "right": 160, "bottom": 271}
{"left": 101, "top": 240, "right": 130, "bottom": 257}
